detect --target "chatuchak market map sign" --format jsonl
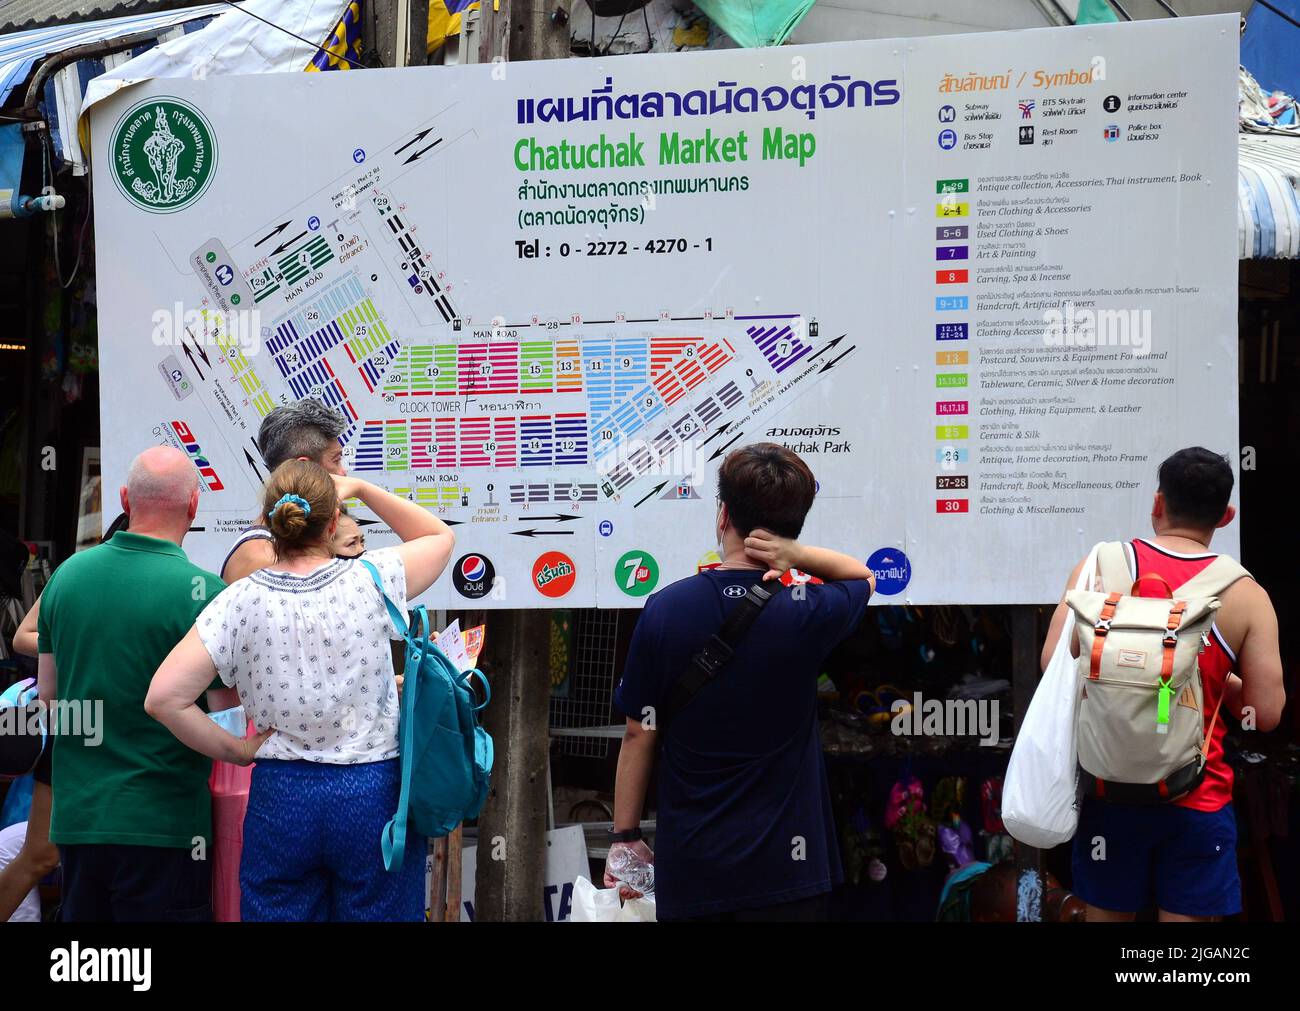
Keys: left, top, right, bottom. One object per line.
{"left": 89, "top": 14, "right": 1240, "bottom": 607}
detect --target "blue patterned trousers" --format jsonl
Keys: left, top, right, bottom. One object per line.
{"left": 241, "top": 758, "right": 426, "bottom": 922}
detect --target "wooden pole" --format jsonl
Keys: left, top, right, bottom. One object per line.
{"left": 429, "top": 837, "right": 448, "bottom": 922}
{"left": 372, "top": 0, "right": 431, "bottom": 68}
{"left": 472, "top": 608, "right": 552, "bottom": 920}
{"left": 444, "top": 825, "right": 463, "bottom": 921}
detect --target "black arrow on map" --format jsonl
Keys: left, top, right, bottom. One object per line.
{"left": 634, "top": 482, "right": 668, "bottom": 508}
{"left": 187, "top": 526, "right": 206, "bottom": 533}
{"left": 709, "top": 432, "right": 745, "bottom": 462}
{"left": 699, "top": 421, "right": 732, "bottom": 448}
{"left": 808, "top": 334, "right": 847, "bottom": 362}
{"left": 403, "top": 139, "right": 443, "bottom": 165}
{"left": 182, "top": 333, "right": 210, "bottom": 381}
{"left": 522, "top": 513, "right": 582, "bottom": 523}
{"left": 818, "top": 345, "right": 857, "bottom": 374}
{"left": 255, "top": 221, "right": 292, "bottom": 248}
{"left": 394, "top": 128, "right": 433, "bottom": 156}
{"left": 510, "top": 528, "right": 574, "bottom": 538}
{"left": 243, "top": 449, "right": 265, "bottom": 483}
{"left": 271, "top": 230, "right": 310, "bottom": 257}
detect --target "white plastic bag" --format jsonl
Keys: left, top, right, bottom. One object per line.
{"left": 1002, "top": 544, "right": 1100, "bottom": 849}
{"left": 569, "top": 876, "right": 657, "bottom": 922}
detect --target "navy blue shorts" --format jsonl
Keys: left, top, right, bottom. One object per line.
{"left": 241, "top": 758, "right": 426, "bottom": 922}
{"left": 1071, "top": 797, "right": 1241, "bottom": 917}
{"left": 61, "top": 843, "right": 211, "bottom": 922}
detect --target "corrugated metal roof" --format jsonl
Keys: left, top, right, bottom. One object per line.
{"left": 1239, "top": 133, "right": 1300, "bottom": 259}
{"left": 0, "top": 1, "right": 213, "bottom": 34}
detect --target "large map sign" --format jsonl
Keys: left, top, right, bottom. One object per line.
{"left": 89, "top": 15, "right": 1239, "bottom": 607}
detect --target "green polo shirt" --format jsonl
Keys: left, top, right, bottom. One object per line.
{"left": 37, "top": 531, "right": 225, "bottom": 848}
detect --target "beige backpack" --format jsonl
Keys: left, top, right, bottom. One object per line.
{"left": 1066, "top": 541, "right": 1249, "bottom": 804}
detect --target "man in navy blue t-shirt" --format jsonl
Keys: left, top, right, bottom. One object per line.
{"left": 608, "top": 443, "right": 873, "bottom": 921}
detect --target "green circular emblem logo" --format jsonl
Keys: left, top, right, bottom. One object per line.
{"left": 615, "top": 550, "right": 659, "bottom": 597}
{"left": 110, "top": 98, "right": 217, "bottom": 213}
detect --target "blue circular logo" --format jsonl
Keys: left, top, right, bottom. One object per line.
{"left": 352, "top": 148, "right": 366, "bottom": 164}
{"left": 867, "top": 548, "right": 912, "bottom": 596}
{"left": 938, "top": 129, "right": 957, "bottom": 151}
{"left": 598, "top": 520, "right": 614, "bottom": 537}
{"left": 308, "top": 215, "right": 321, "bottom": 231}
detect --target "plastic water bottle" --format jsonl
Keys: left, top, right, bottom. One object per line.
{"left": 608, "top": 846, "right": 655, "bottom": 895}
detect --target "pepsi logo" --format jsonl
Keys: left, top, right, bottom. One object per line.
{"left": 453, "top": 552, "right": 495, "bottom": 600}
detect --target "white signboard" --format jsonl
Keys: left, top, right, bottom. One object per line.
{"left": 436, "top": 824, "right": 591, "bottom": 922}
{"left": 89, "top": 15, "right": 1239, "bottom": 605}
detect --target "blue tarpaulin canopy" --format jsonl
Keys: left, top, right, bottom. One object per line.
{"left": 0, "top": 4, "right": 222, "bottom": 106}
{"left": 1242, "top": 0, "right": 1300, "bottom": 103}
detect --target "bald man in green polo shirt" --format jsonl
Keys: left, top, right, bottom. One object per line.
{"left": 37, "top": 446, "right": 228, "bottom": 921}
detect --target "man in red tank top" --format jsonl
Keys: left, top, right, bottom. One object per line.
{"left": 1043, "top": 448, "right": 1284, "bottom": 922}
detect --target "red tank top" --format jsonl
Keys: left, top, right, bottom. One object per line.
{"left": 1128, "top": 539, "right": 1235, "bottom": 812}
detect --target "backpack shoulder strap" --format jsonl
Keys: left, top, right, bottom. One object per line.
{"left": 360, "top": 558, "right": 411, "bottom": 642}
{"left": 1094, "top": 541, "right": 1133, "bottom": 594}
{"left": 659, "top": 580, "right": 784, "bottom": 732}
{"left": 1175, "top": 554, "right": 1252, "bottom": 600}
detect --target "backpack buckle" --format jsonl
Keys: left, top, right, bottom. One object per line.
{"left": 1163, "top": 632, "right": 1178, "bottom": 649}
{"left": 1095, "top": 618, "right": 1112, "bottom": 634}
{"left": 692, "top": 635, "right": 733, "bottom": 677}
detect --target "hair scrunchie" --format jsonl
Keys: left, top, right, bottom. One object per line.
{"left": 271, "top": 493, "right": 311, "bottom": 517}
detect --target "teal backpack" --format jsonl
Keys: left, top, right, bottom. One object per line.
{"left": 362, "top": 560, "right": 494, "bottom": 871}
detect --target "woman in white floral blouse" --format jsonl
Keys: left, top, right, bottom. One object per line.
{"left": 147, "top": 461, "right": 455, "bottom": 921}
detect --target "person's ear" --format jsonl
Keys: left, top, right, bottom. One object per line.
{"left": 1151, "top": 491, "right": 1165, "bottom": 521}
{"left": 717, "top": 502, "right": 729, "bottom": 536}
{"left": 119, "top": 486, "right": 130, "bottom": 516}
{"left": 188, "top": 488, "right": 200, "bottom": 523}
{"left": 1216, "top": 504, "right": 1236, "bottom": 529}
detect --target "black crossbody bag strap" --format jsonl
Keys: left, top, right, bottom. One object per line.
{"left": 658, "top": 580, "right": 783, "bottom": 733}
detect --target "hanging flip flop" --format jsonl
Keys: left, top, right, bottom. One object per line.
{"left": 915, "top": 817, "right": 938, "bottom": 868}
{"left": 980, "top": 777, "right": 1005, "bottom": 834}
{"left": 868, "top": 684, "right": 912, "bottom": 727}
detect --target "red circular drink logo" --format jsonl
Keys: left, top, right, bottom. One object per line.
{"left": 532, "top": 551, "right": 577, "bottom": 598}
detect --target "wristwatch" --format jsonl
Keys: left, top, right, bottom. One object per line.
{"left": 608, "top": 827, "right": 643, "bottom": 843}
